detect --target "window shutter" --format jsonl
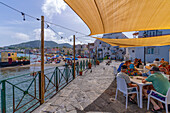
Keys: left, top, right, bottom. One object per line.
{"left": 155, "top": 48, "right": 159, "bottom": 55}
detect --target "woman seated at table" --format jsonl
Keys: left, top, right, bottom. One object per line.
{"left": 133, "top": 58, "right": 138, "bottom": 67}
{"left": 136, "top": 59, "right": 142, "bottom": 68}
{"left": 123, "top": 60, "right": 131, "bottom": 68}
{"left": 142, "top": 66, "right": 170, "bottom": 112}
{"left": 126, "top": 64, "right": 142, "bottom": 76}
{"left": 160, "top": 58, "right": 166, "bottom": 64}
{"left": 159, "top": 62, "right": 170, "bottom": 75}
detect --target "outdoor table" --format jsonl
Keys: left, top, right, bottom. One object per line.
{"left": 130, "top": 76, "right": 152, "bottom": 108}
{"left": 136, "top": 68, "right": 144, "bottom": 73}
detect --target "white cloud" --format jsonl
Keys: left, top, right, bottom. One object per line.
{"left": 33, "top": 29, "right": 95, "bottom": 45}
{"left": 13, "top": 33, "right": 30, "bottom": 41}
{"left": 42, "top": 0, "right": 67, "bottom": 18}
{"left": 33, "top": 28, "right": 57, "bottom": 41}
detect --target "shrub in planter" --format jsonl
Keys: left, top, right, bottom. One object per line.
{"left": 88, "top": 62, "right": 92, "bottom": 69}
{"left": 96, "top": 60, "right": 100, "bottom": 65}
{"left": 79, "top": 69, "right": 83, "bottom": 76}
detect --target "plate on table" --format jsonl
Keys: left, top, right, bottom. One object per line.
{"left": 136, "top": 76, "right": 144, "bottom": 80}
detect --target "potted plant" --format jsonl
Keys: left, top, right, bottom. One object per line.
{"left": 88, "top": 62, "right": 92, "bottom": 69}
{"left": 79, "top": 68, "right": 83, "bottom": 76}
{"left": 96, "top": 60, "right": 100, "bottom": 65}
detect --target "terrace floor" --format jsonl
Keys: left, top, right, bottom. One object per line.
{"left": 33, "top": 60, "right": 166, "bottom": 113}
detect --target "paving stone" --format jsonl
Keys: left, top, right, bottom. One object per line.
{"left": 59, "top": 89, "right": 73, "bottom": 97}
{"left": 33, "top": 61, "right": 152, "bottom": 113}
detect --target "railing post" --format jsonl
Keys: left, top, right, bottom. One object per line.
{"left": 65, "top": 65, "right": 68, "bottom": 83}
{"left": 86, "top": 60, "right": 88, "bottom": 68}
{"left": 83, "top": 60, "right": 85, "bottom": 69}
{"left": 55, "top": 67, "right": 59, "bottom": 92}
{"left": 38, "top": 71, "right": 44, "bottom": 105}
{"left": 77, "top": 62, "right": 79, "bottom": 75}
{"left": 72, "top": 63, "right": 75, "bottom": 79}
{"left": 80, "top": 61, "right": 82, "bottom": 71}
{"left": 1, "top": 80, "right": 6, "bottom": 113}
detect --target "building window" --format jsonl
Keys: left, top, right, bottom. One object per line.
{"left": 108, "top": 48, "right": 110, "bottom": 50}
{"left": 132, "top": 50, "right": 135, "bottom": 53}
{"left": 147, "top": 48, "right": 155, "bottom": 54}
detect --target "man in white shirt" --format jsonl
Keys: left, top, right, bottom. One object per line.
{"left": 117, "top": 65, "right": 138, "bottom": 104}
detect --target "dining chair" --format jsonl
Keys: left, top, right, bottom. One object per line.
{"left": 115, "top": 76, "right": 139, "bottom": 109}
{"left": 147, "top": 88, "right": 170, "bottom": 113}
{"left": 113, "top": 66, "right": 117, "bottom": 79}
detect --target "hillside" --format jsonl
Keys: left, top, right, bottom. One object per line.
{"left": 5, "top": 40, "right": 72, "bottom": 48}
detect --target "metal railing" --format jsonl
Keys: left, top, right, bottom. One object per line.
{"left": 0, "top": 59, "right": 96, "bottom": 113}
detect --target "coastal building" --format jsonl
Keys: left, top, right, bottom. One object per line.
{"left": 88, "top": 43, "right": 95, "bottom": 58}
{"left": 61, "top": 48, "right": 73, "bottom": 55}
{"left": 127, "top": 30, "right": 170, "bottom": 62}
{"left": 75, "top": 44, "right": 89, "bottom": 57}
{"left": 94, "top": 33, "right": 127, "bottom": 59}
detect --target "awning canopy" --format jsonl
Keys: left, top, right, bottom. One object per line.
{"left": 64, "top": 0, "right": 170, "bottom": 35}
{"left": 94, "top": 35, "right": 170, "bottom": 48}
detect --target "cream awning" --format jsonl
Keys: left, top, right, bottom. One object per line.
{"left": 64, "top": 0, "right": 170, "bottom": 35}
{"left": 94, "top": 35, "right": 170, "bottom": 47}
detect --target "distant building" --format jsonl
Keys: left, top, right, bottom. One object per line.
{"left": 61, "top": 48, "right": 73, "bottom": 55}
{"left": 88, "top": 43, "right": 95, "bottom": 58}
{"left": 127, "top": 30, "right": 170, "bottom": 62}
{"left": 94, "top": 33, "right": 127, "bottom": 59}
{"left": 75, "top": 44, "right": 89, "bottom": 57}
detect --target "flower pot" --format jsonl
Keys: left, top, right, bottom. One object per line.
{"left": 96, "top": 60, "right": 100, "bottom": 65}
{"left": 88, "top": 63, "right": 92, "bottom": 69}
{"left": 79, "top": 71, "right": 83, "bottom": 75}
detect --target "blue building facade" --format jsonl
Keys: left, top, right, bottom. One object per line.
{"left": 132, "top": 29, "right": 170, "bottom": 63}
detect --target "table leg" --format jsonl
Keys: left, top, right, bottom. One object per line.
{"left": 139, "top": 85, "right": 143, "bottom": 108}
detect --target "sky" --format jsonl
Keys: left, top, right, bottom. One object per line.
{"left": 0, "top": 0, "right": 134, "bottom": 47}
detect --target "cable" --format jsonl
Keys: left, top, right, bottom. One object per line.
{"left": 45, "top": 22, "right": 91, "bottom": 44}
{"left": 45, "top": 23, "right": 63, "bottom": 38}
{"left": 44, "top": 21, "right": 87, "bottom": 36}
{"left": 0, "top": 1, "right": 88, "bottom": 35}
{"left": 0, "top": 2, "right": 40, "bottom": 21}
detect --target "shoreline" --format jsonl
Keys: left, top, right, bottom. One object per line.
{"left": 0, "top": 58, "right": 89, "bottom": 71}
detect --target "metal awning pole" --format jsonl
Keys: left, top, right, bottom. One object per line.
{"left": 73, "top": 35, "right": 76, "bottom": 79}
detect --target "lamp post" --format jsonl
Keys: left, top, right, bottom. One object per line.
{"left": 143, "top": 32, "right": 147, "bottom": 65}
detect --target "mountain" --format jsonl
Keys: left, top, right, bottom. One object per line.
{"left": 5, "top": 40, "right": 72, "bottom": 48}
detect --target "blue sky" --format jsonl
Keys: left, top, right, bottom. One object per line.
{"left": 0, "top": 0, "right": 134, "bottom": 47}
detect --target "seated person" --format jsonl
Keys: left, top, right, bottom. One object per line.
{"left": 117, "top": 62, "right": 125, "bottom": 73}
{"left": 160, "top": 58, "right": 166, "bottom": 64}
{"left": 133, "top": 58, "right": 138, "bottom": 67}
{"left": 126, "top": 64, "right": 142, "bottom": 76}
{"left": 159, "top": 62, "right": 170, "bottom": 75}
{"left": 142, "top": 66, "right": 170, "bottom": 112}
{"left": 136, "top": 59, "right": 142, "bottom": 68}
{"left": 117, "top": 65, "right": 138, "bottom": 103}
{"left": 153, "top": 58, "right": 160, "bottom": 67}
{"left": 123, "top": 60, "right": 131, "bottom": 68}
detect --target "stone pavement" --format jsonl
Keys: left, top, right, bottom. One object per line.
{"left": 33, "top": 60, "right": 163, "bottom": 113}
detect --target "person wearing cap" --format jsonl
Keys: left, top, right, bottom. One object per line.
{"left": 142, "top": 66, "right": 170, "bottom": 112}
{"left": 117, "top": 65, "right": 138, "bottom": 104}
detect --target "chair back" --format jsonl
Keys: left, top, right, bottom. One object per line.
{"left": 139, "top": 65, "right": 144, "bottom": 69}
{"left": 113, "top": 66, "right": 118, "bottom": 75}
{"left": 116, "top": 76, "right": 128, "bottom": 94}
{"left": 166, "top": 88, "right": 170, "bottom": 103}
